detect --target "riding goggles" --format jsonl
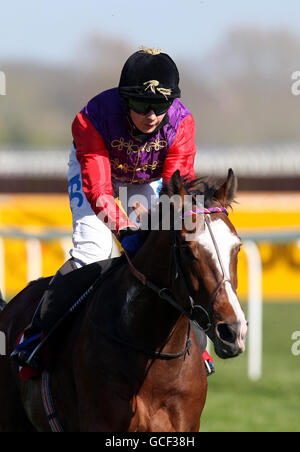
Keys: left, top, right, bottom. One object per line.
{"left": 128, "top": 98, "right": 173, "bottom": 116}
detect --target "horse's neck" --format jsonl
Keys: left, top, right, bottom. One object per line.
{"left": 133, "top": 230, "right": 172, "bottom": 288}
{"left": 120, "top": 231, "right": 189, "bottom": 354}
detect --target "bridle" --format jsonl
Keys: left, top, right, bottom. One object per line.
{"left": 120, "top": 205, "right": 232, "bottom": 360}
{"left": 89, "top": 205, "right": 233, "bottom": 360}
{"left": 201, "top": 209, "right": 237, "bottom": 301}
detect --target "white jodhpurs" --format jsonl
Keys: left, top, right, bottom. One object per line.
{"left": 67, "top": 145, "right": 162, "bottom": 267}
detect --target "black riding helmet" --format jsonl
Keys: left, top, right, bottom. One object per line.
{"left": 118, "top": 47, "right": 181, "bottom": 102}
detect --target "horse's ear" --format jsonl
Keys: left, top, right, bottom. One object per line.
{"left": 168, "top": 170, "right": 184, "bottom": 197}
{"left": 167, "top": 170, "right": 187, "bottom": 214}
{"left": 214, "top": 169, "right": 237, "bottom": 207}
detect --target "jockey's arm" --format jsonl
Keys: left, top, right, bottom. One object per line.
{"left": 161, "top": 114, "right": 196, "bottom": 183}
{"left": 72, "top": 112, "right": 136, "bottom": 235}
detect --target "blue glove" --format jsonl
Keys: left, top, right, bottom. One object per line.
{"left": 121, "top": 232, "right": 142, "bottom": 256}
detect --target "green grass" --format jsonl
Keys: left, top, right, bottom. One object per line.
{"left": 200, "top": 303, "right": 300, "bottom": 432}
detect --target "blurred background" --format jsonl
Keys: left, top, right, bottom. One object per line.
{"left": 0, "top": 0, "right": 299, "bottom": 432}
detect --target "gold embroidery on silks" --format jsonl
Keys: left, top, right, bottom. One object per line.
{"left": 110, "top": 136, "right": 167, "bottom": 182}
{"left": 112, "top": 174, "right": 161, "bottom": 184}
{"left": 110, "top": 158, "right": 163, "bottom": 173}
{"left": 131, "top": 143, "right": 147, "bottom": 182}
{"left": 137, "top": 161, "right": 161, "bottom": 172}
{"left": 146, "top": 138, "right": 167, "bottom": 152}
{"left": 111, "top": 158, "right": 131, "bottom": 173}
{"left": 111, "top": 138, "right": 167, "bottom": 155}
{"left": 111, "top": 138, "right": 139, "bottom": 154}
{"left": 111, "top": 137, "right": 126, "bottom": 151}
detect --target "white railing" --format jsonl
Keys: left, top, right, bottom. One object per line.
{"left": 242, "top": 230, "right": 300, "bottom": 380}
{"left": 1, "top": 145, "right": 300, "bottom": 178}
{"left": 243, "top": 240, "right": 263, "bottom": 381}
{"left": 0, "top": 230, "right": 72, "bottom": 300}
{"left": 0, "top": 228, "right": 299, "bottom": 380}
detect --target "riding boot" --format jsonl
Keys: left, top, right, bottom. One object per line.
{"left": 10, "top": 258, "right": 77, "bottom": 371}
{"left": 10, "top": 300, "right": 44, "bottom": 371}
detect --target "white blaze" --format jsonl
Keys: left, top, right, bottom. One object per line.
{"left": 196, "top": 218, "right": 247, "bottom": 350}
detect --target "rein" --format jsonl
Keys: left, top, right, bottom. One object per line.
{"left": 125, "top": 206, "right": 230, "bottom": 326}
{"left": 90, "top": 315, "right": 192, "bottom": 361}
{"left": 119, "top": 205, "right": 230, "bottom": 360}
{"left": 124, "top": 250, "right": 207, "bottom": 327}
{"left": 89, "top": 206, "right": 230, "bottom": 361}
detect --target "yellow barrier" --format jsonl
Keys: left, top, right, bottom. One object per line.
{"left": 231, "top": 193, "right": 300, "bottom": 301}
{"left": 0, "top": 194, "right": 71, "bottom": 296}
{"left": 0, "top": 192, "right": 299, "bottom": 301}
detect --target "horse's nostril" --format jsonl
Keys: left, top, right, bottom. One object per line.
{"left": 216, "top": 323, "right": 237, "bottom": 344}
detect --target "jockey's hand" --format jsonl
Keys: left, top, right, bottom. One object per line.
{"left": 118, "top": 227, "right": 142, "bottom": 256}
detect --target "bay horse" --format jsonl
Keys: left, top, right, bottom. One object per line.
{"left": 0, "top": 169, "right": 247, "bottom": 432}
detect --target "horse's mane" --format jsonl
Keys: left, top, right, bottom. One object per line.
{"left": 160, "top": 175, "right": 221, "bottom": 208}
{"left": 185, "top": 176, "right": 221, "bottom": 208}
{"left": 139, "top": 175, "right": 228, "bottom": 236}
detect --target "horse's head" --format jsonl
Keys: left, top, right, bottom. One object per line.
{"left": 162, "top": 169, "right": 247, "bottom": 359}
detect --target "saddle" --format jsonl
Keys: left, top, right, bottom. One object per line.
{"left": 15, "top": 256, "right": 126, "bottom": 381}
{"left": 40, "top": 255, "right": 126, "bottom": 338}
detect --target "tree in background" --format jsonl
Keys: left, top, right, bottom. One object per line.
{"left": 1, "top": 27, "right": 300, "bottom": 149}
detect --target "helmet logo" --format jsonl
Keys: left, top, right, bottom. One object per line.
{"left": 143, "top": 80, "right": 172, "bottom": 100}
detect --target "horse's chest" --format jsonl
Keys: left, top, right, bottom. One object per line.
{"left": 130, "top": 392, "right": 192, "bottom": 432}
{"left": 130, "top": 395, "right": 176, "bottom": 432}
{"left": 128, "top": 359, "right": 206, "bottom": 432}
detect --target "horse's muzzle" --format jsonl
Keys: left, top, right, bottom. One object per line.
{"left": 214, "top": 321, "right": 246, "bottom": 359}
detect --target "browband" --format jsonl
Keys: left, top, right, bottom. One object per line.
{"left": 183, "top": 206, "right": 228, "bottom": 218}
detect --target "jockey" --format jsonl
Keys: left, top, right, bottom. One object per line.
{"left": 11, "top": 47, "right": 214, "bottom": 376}
{"left": 68, "top": 46, "right": 196, "bottom": 265}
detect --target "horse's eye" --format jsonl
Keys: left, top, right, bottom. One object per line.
{"left": 232, "top": 244, "right": 241, "bottom": 258}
